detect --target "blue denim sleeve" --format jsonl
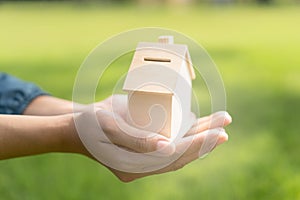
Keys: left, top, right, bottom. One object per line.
{"left": 0, "top": 73, "right": 50, "bottom": 114}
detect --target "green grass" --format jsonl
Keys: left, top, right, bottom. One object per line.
{"left": 0, "top": 2, "right": 300, "bottom": 200}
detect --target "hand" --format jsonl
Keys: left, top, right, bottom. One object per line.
{"left": 73, "top": 95, "right": 232, "bottom": 182}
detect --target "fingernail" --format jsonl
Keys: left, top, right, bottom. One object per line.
{"left": 225, "top": 112, "right": 232, "bottom": 122}
{"left": 217, "top": 132, "right": 228, "bottom": 145}
{"left": 156, "top": 141, "right": 175, "bottom": 155}
{"left": 157, "top": 140, "right": 169, "bottom": 149}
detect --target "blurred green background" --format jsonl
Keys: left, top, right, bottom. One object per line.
{"left": 0, "top": 0, "right": 300, "bottom": 199}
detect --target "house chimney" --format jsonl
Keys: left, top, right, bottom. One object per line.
{"left": 158, "top": 36, "right": 174, "bottom": 44}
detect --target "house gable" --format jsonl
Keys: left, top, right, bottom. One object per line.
{"left": 123, "top": 41, "right": 195, "bottom": 94}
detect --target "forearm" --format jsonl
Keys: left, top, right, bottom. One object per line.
{"left": 23, "top": 96, "right": 84, "bottom": 116}
{"left": 0, "top": 73, "right": 83, "bottom": 116}
{"left": 0, "top": 114, "right": 86, "bottom": 160}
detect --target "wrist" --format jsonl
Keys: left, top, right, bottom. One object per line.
{"left": 57, "top": 114, "right": 90, "bottom": 156}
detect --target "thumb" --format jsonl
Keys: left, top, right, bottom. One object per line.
{"left": 96, "top": 109, "right": 175, "bottom": 155}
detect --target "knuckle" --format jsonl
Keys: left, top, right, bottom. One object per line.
{"left": 134, "top": 137, "right": 149, "bottom": 152}
{"left": 101, "top": 120, "right": 114, "bottom": 133}
{"left": 101, "top": 118, "right": 119, "bottom": 135}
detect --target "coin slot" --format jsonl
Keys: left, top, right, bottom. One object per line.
{"left": 144, "top": 57, "right": 171, "bottom": 62}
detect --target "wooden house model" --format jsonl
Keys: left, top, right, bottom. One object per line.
{"left": 123, "top": 36, "right": 196, "bottom": 138}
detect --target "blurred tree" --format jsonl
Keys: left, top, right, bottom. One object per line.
{"left": 0, "top": 0, "right": 298, "bottom": 5}
{"left": 257, "top": 0, "right": 273, "bottom": 4}
{"left": 166, "top": 0, "right": 194, "bottom": 5}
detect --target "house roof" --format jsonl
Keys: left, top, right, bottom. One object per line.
{"left": 123, "top": 41, "right": 195, "bottom": 94}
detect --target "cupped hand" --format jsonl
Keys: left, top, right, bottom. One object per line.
{"left": 74, "top": 95, "right": 232, "bottom": 182}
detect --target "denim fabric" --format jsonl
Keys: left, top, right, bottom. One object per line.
{"left": 0, "top": 73, "right": 49, "bottom": 114}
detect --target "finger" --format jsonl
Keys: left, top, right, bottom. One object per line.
{"left": 140, "top": 128, "right": 228, "bottom": 172}
{"left": 92, "top": 129, "right": 227, "bottom": 176}
{"left": 110, "top": 140, "right": 223, "bottom": 183}
{"left": 150, "top": 130, "right": 228, "bottom": 174}
{"left": 102, "top": 129, "right": 228, "bottom": 182}
{"left": 192, "top": 111, "right": 232, "bottom": 128}
{"left": 96, "top": 109, "right": 175, "bottom": 154}
{"left": 176, "top": 128, "right": 228, "bottom": 157}
{"left": 92, "top": 140, "right": 181, "bottom": 173}
{"left": 104, "top": 128, "right": 228, "bottom": 180}
{"left": 186, "top": 111, "right": 232, "bottom": 136}
{"left": 155, "top": 150, "right": 200, "bottom": 174}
